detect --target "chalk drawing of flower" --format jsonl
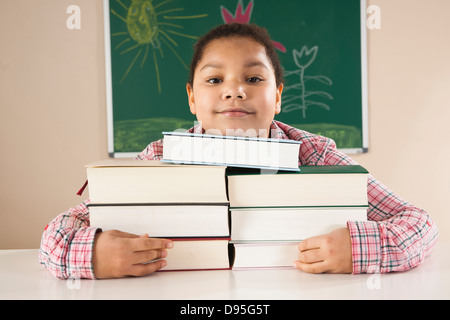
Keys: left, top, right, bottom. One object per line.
{"left": 220, "top": 0, "right": 286, "bottom": 52}
{"left": 221, "top": 0, "right": 253, "bottom": 23}
{"left": 293, "top": 46, "right": 318, "bottom": 69}
{"left": 284, "top": 45, "right": 333, "bottom": 119}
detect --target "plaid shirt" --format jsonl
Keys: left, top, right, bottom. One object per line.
{"left": 39, "top": 120, "right": 438, "bottom": 279}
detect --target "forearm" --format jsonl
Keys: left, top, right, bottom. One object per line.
{"left": 300, "top": 135, "right": 438, "bottom": 274}
{"left": 39, "top": 199, "right": 100, "bottom": 279}
{"left": 348, "top": 176, "right": 439, "bottom": 274}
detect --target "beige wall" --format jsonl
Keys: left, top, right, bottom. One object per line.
{"left": 0, "top": 0, "right": 449, "bottom": 249}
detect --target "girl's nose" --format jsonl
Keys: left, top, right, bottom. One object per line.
{"left": 222, "top": 83, "right": 247, "bottom": 101}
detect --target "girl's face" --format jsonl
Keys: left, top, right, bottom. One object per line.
{"left": 187, "top": 36, "right": 283, "bottom": 137}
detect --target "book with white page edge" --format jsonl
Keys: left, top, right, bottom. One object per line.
{"left": 231, "top": 241, "right": 300, "bottom": 270}
{"left": 230, "top": 206, "right": 368, "bottom": 241}
{"left": 161, "top": 131, "right": 302, "bottom": 171}
{"left": 89, "top": 203, "right": 230, "bottom": 238}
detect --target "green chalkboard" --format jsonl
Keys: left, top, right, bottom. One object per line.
{"left": 104, "top": 0, "right": 368, "bottom": 157}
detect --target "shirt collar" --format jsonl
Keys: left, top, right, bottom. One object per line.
{"left": 268, "top": 121, "right": 289, "bottom": 140}
{"left": 188, "top": 122, "right": 204, "bottom": 134}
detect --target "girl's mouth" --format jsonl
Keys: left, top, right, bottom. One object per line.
{"left": 218, "top": 108, "right": 255, "bottom": 117}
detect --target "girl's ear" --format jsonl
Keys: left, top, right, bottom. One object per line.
{"left": 186, "top": 83, "right": 196, "bottom": 115}
{"left": 275, "top": 83, "right": 283, "bottom": 114}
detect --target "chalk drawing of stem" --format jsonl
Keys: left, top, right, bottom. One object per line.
{"left": 283, "top": 46, "right": 333, "bottom": 119}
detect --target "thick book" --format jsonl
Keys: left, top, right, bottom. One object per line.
{"left": 161, "top": 131, "right": 302, "bottom": 171}
{"left": 89, "top": 203, "right": 230, "bottom": 238}
{"left": 156, "top": 238, "right": 232, "bottom": 271}
{"left": 230, "top": 206, "right": 368, "bottom": 241}
{"left": 231, "top": 241, "right": 299, "bottom": 270}
{"left": 85, "top": 159, "right": 228, "bottom": 204}
{"left": 227, "top": 165, "right": 369, "bottom": 207}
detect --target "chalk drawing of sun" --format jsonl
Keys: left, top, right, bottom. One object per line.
{"left": 110, "top": 0, "right": 208, "bottom": 93}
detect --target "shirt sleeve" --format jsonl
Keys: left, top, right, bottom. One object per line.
{"left": 348, "top": 175, "right": 438, "bottom": 274}
{"left": 38, "top": 139, "right": 164, "bottom": 280}
{"left": 312, "top": 136, "right": 439, "bottom": 274}
{"left": 135, "top": 139, "right": 164, "bottom": 160}
{"left": 38, "top": 199, "right": 100, "bottom": 279}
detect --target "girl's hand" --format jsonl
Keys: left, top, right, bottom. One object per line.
{"left": 294, "top": 227, "right": 353, "bottom": 274}
{"left": 92, "top": 230, "right": 173, "bottom": 279}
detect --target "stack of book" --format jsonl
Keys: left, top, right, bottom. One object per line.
{"left": 86, "top": 159, "right": 231, "bottom": 271}
{"left": 227, "top": 165, "right": 369, "bottom": 270}
{"left": 86, "top": 132, "right": 369, "bottom": 272}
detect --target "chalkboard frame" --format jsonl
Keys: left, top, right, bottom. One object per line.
{"left": 103, "top": 0, "right": 369, "bottom": 158}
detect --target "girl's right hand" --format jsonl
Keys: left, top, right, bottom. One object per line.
{"left": 92, "top": 230, "right": 173, "bottom": 279}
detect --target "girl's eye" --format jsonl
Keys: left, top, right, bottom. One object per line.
{"left": 207, "top": 78, "right": 222, "bottom": 84}
{"left": 247, "top": 77, "right": 262, "bottom": 83}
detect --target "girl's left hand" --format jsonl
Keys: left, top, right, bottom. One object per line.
{"left": 294, "top": 227, "right": 353, "bottom": 274}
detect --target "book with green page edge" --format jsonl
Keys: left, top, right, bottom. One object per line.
{"left": 226, "top": 165, "right": 369, "bottom": 208}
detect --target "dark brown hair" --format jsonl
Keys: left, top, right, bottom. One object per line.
{"left": 188, "top": 23, "right": 284, "bottom": 87}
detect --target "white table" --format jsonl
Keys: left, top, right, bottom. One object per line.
{"left": 1, "top": 242, "right": 449, "bottom": 300}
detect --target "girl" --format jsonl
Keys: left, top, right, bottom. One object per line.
{"left": 39, "top": 23, "right": 438, "bottom": 279}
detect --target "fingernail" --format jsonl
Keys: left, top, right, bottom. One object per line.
{"left": 167, "top": 242, "right": 174, "bottom": 248}
{"left": 161, "top": 249, "right": 167, "bottom": 258}
{"left": 160, "top": 260, "right": 167, "bottom": 268}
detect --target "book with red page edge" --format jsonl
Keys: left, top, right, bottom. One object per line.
{"left": 155, "top": 237, "right": 233, "bottom": 272}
